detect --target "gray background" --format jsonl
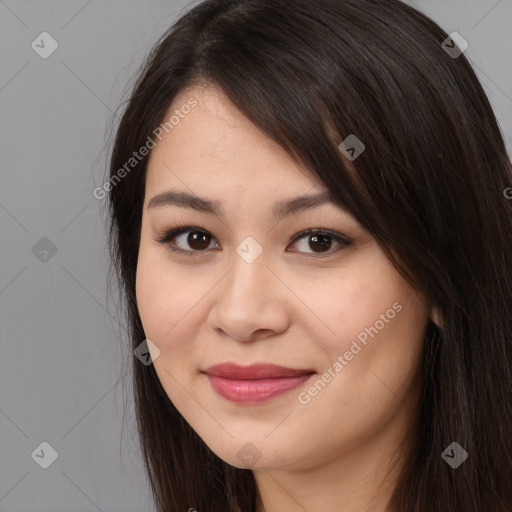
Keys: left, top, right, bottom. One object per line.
{"left": 1, "top": 1, "right": 511, "bottom": 511}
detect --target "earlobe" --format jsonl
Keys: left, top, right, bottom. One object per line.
{"left": 430, "top": 307, "right": 443, "bottom": 328}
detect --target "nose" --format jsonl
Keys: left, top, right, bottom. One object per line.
{"left": 207, "top": 249, "right": 291, "bottom": 343}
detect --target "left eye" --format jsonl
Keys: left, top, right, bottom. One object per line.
{"left": 289, "top": 229, "right": 351, "bottom": 255}
{"left": 155, "top": 226, "right": 352, "bottom": 257}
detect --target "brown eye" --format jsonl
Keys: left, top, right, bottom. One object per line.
{"left": 288, "top": 229, "right": 351, "bottom": 256}
{"left": 155, "top": 226, "right": 219, "bottom": 255}
{"left": 186, "top": 231, "right": 211, "bottom": 251}
{"left": 172, "top": 230, "right": 217, "bottom": 252}
{"left": 155, "top": 225, "right": 351, "bottom": 258}
{"left": 307, "top": 233, "right": 333, "bottom": 253}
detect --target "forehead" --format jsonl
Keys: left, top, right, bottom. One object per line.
{"left": 144, "top": 84, "right": 321, "bottom": 198}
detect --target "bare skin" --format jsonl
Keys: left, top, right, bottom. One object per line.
{"left": 135, "top": 83, "right": 433, "bottom": 512}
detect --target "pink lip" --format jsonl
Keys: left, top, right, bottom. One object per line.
{"left": 202, "top": 363, "right": 315, "bottom": 403}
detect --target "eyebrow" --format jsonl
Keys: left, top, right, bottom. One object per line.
{"left": 147, "top": 189, "right": 338, "bottom": 221}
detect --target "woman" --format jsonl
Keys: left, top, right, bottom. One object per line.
{"left": 106, "top": 0, "right": 512, "bottom": 510}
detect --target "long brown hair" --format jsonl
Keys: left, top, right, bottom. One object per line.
{"left": 106, "top": 1, "right": 512, "bottom": 510}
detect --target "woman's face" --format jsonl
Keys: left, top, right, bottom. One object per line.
{"left": 136, "top": 84, "right": 430, "bottom": 472}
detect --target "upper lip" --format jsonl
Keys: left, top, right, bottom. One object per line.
{"left": 203, "top": 363, "right": 315, "bottom": 380}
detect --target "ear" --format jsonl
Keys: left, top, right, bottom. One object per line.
{"left": 430, "top": 307, "right": 443, "bottom": 328}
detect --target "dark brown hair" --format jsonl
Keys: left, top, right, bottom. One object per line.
{"left": 106, "top": 0, "right": 512, "bottom": 510}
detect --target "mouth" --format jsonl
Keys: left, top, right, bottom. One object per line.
{"left": 202, "top": 363, "right": 316, "bottom": 403}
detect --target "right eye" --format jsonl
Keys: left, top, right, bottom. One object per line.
{"left": 154, "top": 224, "right": 220, "bottom": 256}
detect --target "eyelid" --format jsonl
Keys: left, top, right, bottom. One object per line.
{"left": 153, "top": 223, "right": 352, "bottom": 257}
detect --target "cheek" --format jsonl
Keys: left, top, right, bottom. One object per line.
{"left": 294, "top": 251, "right": 428, "bottom": 418}
{"left": 294, "top": 255, "right": 411, "bottom": 358}
{"left": 291, "top": 279, "right": 425, "bottom": 461}
{"left": 135, "top": 246, "right": 198, "bottom": 357}
{"left": 135, "top": 256, "right": 206, "bottom": 422}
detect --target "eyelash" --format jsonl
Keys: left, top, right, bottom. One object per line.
{"left": 153, "top": 222, "right": 353, "bottom": 258}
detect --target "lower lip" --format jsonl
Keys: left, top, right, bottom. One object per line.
{"left": 205, "top": 373, "right": 314, "bottom": 403}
